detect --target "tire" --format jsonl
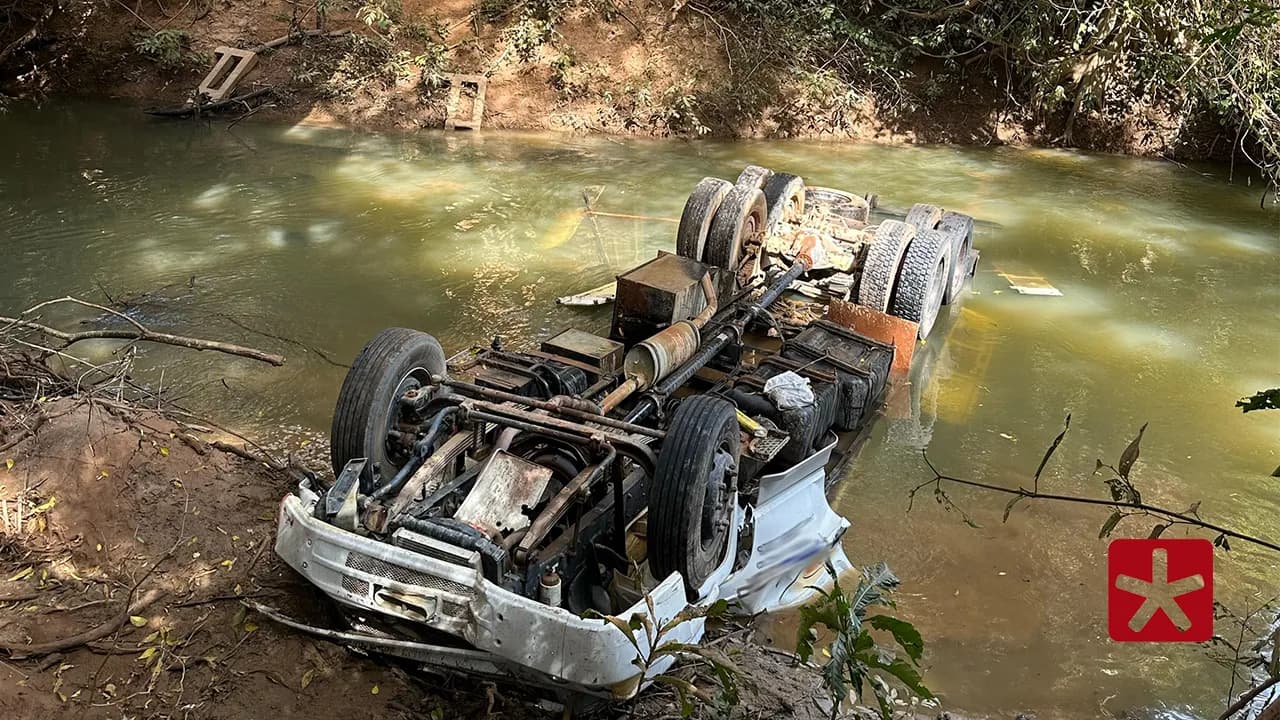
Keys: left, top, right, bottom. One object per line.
{"left": 904, "top": 203, "right": 942, "bottom": 232}
{"left": 650, "top": 395, "right": 740, "bottom": 596}
{"left": 330, "top": 328, "right": 447, "bottom": 492}
{"left": 890, "top": 229, "right": 951, "bottom": 339}
{"left": 937, "top": 211, "right": 974, "bottom": 305}
{"left": 762, "top": 172, "right": 805, "bottom": 230}
{"left": 856, "top": 220, "right": 916, "bottom": 313}
{"left": 806, "top": 186, "right": 869, "bottom": 221}
{"left": 676, "top": 178, "right": 733, "bottom": 263}
{"left": 829, "top": 197, "right": 870, "bottom": 223}
{"left": 805, "top": 186, "right": 856, "bottom": 206}
{"left": 704, "top": 185, "right": 766, "bottom": 272}
{"left": 736, "top": 164, "right": 773, "bottom": 190}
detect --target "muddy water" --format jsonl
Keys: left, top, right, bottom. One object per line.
{"left": 3, "top": 101, "right": 1278, "bottom": 719}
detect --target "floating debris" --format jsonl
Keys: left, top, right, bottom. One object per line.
{"left": 998, "top": 271, "right": 1063, "bottom": 296}
{"left": 556, "top": 281, "right": 616, "bottom": 306}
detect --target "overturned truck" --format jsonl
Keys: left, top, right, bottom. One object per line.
{"left": 266, "top": 166, "right": 978, "bottom": 702}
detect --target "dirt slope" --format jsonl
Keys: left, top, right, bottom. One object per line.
{"left": 0, "top": 0, "right": 1209, "bottom": 158}
{"left": 0, "top": 397, "right": 460, "bottom": 719}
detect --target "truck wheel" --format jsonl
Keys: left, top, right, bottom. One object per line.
{"left": 890, "top": 229, "right": 952, "bottom": 339}
{"left": 676, "top": 178, "right": 733, "bottom": 263}
{"left": 904, "top": 203, "right": 942, "bottom": 232}
{"left": 650, "top": 395, "right": 740, "bottom": 597}
{"left": 807, "top": 186, "right": 869, "bottom": 221}
{"left": 938, "top": 211, "right": 974, "bottom": 304}
{"left": 331, "top": 328, "right": 446, "bottom": 492}
{"left": 705, "top": 186, "right": 766, "bottom": 272}
{"left": 762, "top": 172, "right": 805, "bottom": 230}
{"left": 857, "top": 220, "right": 916, "bottom": 313}
{"left": 805, "top": 187, "right": 856, "bottom": 206}
{"left": 736, "top": 164, "right": 773, "bottom": 190}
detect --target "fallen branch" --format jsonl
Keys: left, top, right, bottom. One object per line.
{"left": 248, "top": 28, "right": 349, "bottom": 53}
{"left": 0, "top": 296, "right": 285, "bottom": 366}
{"left": 916, "top": 417, "right": 1280, "bottom": 555}
{"left": 917, "top": 452, "right": 1280, "bottom": 554}
{"left": 210, "top": 439, "right": 282, "bottom": 468}
{"left": 0, "top": 412, "right": 45, "bottom": 453}
{"left": 1, "top": 588, "right": 163, "bottom": 659}
{"left": 1221, "top": 675, "right": 1280, "bottom": 719}
{"left": 143, "top": 87, "right": 275, "bottom": 118}
{"left": 0, "top": 7, "right": 54, "bottom": 67}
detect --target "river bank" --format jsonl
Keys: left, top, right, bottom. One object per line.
{"left": 1, "top": 0, "right": 1237, "bottom": 167}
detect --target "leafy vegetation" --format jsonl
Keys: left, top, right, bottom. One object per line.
{"left": 1239, "top": 388, "right": 1280, "bottom": 413}
{"left": 687, "top": 0, "right": 1280, "bottom": 183}
{"left": 599, "top": 597, "right": 740, "bottom": 719}
{"left": 134, "top": 29, "right": 191, "bottom": 68}
{"left": 796, "top": 563, "right": 933, "bottom": 719}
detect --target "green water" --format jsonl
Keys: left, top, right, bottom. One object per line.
{"left": 3, "top": 102, "right": 1278, "bottom": 719}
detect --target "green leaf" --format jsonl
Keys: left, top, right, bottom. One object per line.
{"left": 601, "top": 614, "right": 644, "bottom": 657}
{"left": 1099, "top": 511, "right": 1124, "bottom": 538}
{"left": 1117, "top": 422, "right": 1148, "bottom": 480}
{"left": 1148, "top": 523, "right": 1169, "bottom": 539}
{"left": 865, "top": 654, "right": 936, "bottom": 700}
{"left": 1032, "top": 414, "right": 1070, "bottom": 488}
{"left": 850, "top": 563, "right": 900, "bottom": 617}
{"left": 866, "top": 614, "right": 924, "bottom": 663}
{"left": 129, "top": 615, "right": 148, "bottom": 627}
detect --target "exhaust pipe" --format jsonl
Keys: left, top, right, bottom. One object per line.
{"left": 601, "top": 274, "right": 716, "bottom": 414}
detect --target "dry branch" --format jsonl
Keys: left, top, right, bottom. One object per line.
{"left": 0, "top": 296, "right": 285, "bottom": 366}
{"left": 143, "top": 87, "right": 275, "bottom": 118}
{"left": 1, "top": 588, "right": 163, "bottom": 659}
{"left": 248, "top": 27, "right": 349, "bottom": 53}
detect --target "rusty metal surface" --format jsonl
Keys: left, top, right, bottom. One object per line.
{"left": 623, "top": 320, "right": 700, "bottom": 388}
{"left": 454, "top": 450, "right": 552, "bottom": 537}
{"left": 610, "top": 252, "right": 710, "bottom": 342}
{"left": 386, "top": 432, "right": 476, "bottom": 520}
{"left": 826, "top": 299, "right": 917, "bottom": 376}
{"left": 540, "top": 328, "right": 624, "bottom": 373}
{"left": 516, "top": 447, "right": 616, "bottom": 562}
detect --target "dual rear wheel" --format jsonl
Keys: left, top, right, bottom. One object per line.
{"left": 676, "top": 168, "right": 805, "bottom": 275}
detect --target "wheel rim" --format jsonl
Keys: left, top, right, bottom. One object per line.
{"left": 382, "top": 366, "right": 432, "bottom": 467}
{"left": 700, "top": 445, "right": 736, "bottom": 551}
{"left": 921, "top": 258, "right": 947, "bottom": 333}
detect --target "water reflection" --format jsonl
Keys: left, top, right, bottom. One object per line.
{"left": 1, "top": 101, "right": 1277, "bottom": 720}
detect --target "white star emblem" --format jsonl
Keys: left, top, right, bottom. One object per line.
{"left": 1114, "top": 548, "right": 1205, "bottom": 632}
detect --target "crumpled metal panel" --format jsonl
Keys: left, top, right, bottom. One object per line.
{"left": 454, "top": 450, "right": 551, "bottom": 536}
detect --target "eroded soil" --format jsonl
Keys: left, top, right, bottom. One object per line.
{"left": 7, "top": 0, "right": 1214, "bottom": 159}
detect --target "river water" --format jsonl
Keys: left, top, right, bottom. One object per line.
{"left": 3, "top": 101, "right": 1278, "bottom": 719}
